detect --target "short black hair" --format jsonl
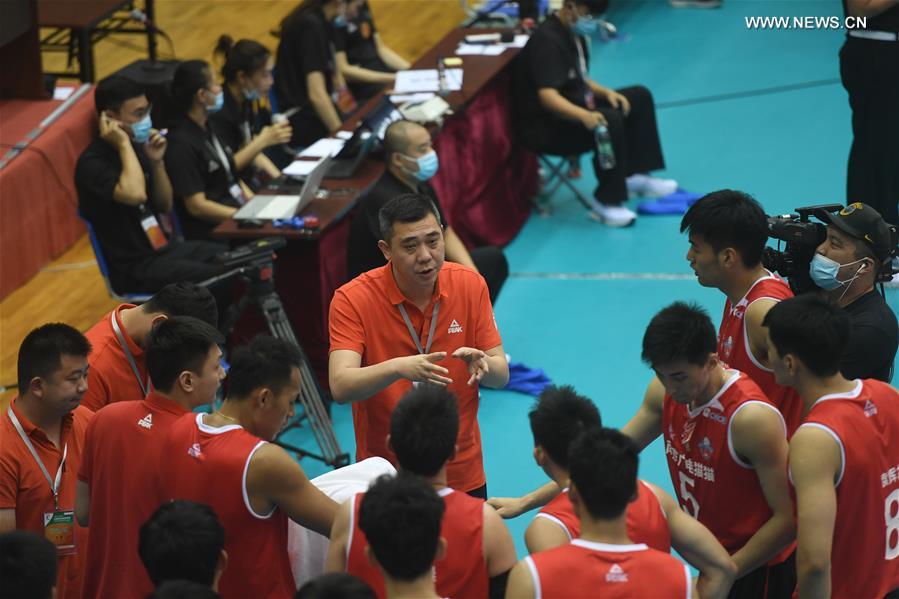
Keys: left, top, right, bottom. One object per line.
{"left": 0, "top": 531, "right": 57, "bottom": 599}
{"left": 226, "top": 335, "right": 302, "bottom": 399}
{"left": 377, "top": 193, "right": 442, "bottom": 242}
{"left": 390, "top": 385, "right": 459, "bottom": 477}
{"left": 295, "top": 573, "right": 376, "bottom": 599}
{"left": 215, "top": 36, "right": 271, "bottom": 83}
{"left": 95, "top": 75, "right": 145, "bottom": 113}
{"left": 763, "top": 295, "right": 850, "bottom": 377}
{"left": 680, "top": 189, "right": 768, "bottom": 268}
{"left": 145, "top": 316, "right": 224, "bottom": 393}
{"left": 17, "top": 323, "right": 91, "bottom": 391}
{"left": 359, "top": 473, "right": 445, "bottom": 582}
{"left": 139, "top": 500, "right": 225, "bottom": 588}
{"left": 569, "top": 428, "right": 638, "bottom": 520}
{"left": 149, "top": 580, "right": 220, "bottom": 599}
{"left": 528, "top": 385, "right": 601, "bottom": 469}
{"left": 170, "top": 59, "right": 211, "bottom": 114}
{"left": 642, "top": 302, "right": 717, "bottom": 368}
{"left": 142, "top": 282, "right": 219, "bottom": 328}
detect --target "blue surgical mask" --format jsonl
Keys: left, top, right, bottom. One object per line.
{"left": 333, "top": 14, "right": 347, "bottom": 28}
{"left": 207, "top": 90, "right": 224, "bottom": 113}
{"left": 130, "top": 113, "right": 152, "bottom": 144}
{"left": 572, "top": 14, "right": 598, "bottom": 36}
{"left": 242, "top": 88, "right": 260, "bottom": 101}
{"left": 406, "top": 150, "right": 439, "bottom": 181}
{"left": 809, "top": 253, "right": 866, "bottom": 291}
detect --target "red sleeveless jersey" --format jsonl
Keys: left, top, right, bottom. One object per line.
{"left": 526, "top": 539, "right": 690, "bottom": 598}
{"left": 156, "top": 414, "right": 295, "bottom": 599}
{"left": 346, "top": 487, "right": 487, "bottom": 599}
{"left": 717, "top": 273, "right": 803, "bottom": 434}
{"left": 792, "top": 379, "right": 899, "bottom": 598}
{"left": 536, "top": 481, "right": 671, "bottom": 552}
{"left": 663, "top": 371, "right": 788, "bottom": 556}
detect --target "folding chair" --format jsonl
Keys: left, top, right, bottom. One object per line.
{"left": 537, "top": 154, "right": 601, "bottom": 215}
{"left": 79, "top": 213, "right": 153, "bottom": 303}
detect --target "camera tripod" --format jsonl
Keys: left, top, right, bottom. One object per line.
{"left": 201, "top": 253, "right": 349, "bottom": 469}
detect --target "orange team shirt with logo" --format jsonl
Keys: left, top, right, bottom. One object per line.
{"left": 0, "top": 399, "right": 92, "bottom": 599}
{"left": 78, "top": 392, "right": 188, "bottom": 599}
{"left": 329, "top": 262, "right": 503, "bottom": 492}
{"left": 83, "top": 304, "right": 149, "bottom": 411}
{"left": 536, "top": 481, "right": 671, "bottom": 552}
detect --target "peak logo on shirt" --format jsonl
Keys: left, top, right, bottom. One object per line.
{"left": 606, "top": 563, "right": 628, "bottom": 583}
{"left": 138, "top": 414, "right": 153, "bottom": 430}
{"left": 448, "top": 319, "right": 463, "bottom": 334}
{"left": 188, "top": 443, "right": 203, "bottom": 460}
{"left": 865, "top": 399, "right": 878, "bottom": 418}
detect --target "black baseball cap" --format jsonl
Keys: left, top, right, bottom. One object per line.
{"left": 819, "top": 202, "right": 893, "bottom": 262}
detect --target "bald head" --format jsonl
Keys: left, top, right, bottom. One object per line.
{"left": 384, "top": 120, "right": 430, "bottom": 163}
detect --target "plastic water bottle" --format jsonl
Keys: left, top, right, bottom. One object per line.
{"left": 595, "top": 124, "right": 616, "bottom": 170}
{"left": 436, "top": 57, "right": 449, "bottom": 98}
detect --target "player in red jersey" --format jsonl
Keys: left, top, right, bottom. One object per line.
{"left": 76, "top": 316, "right": 224, "bottom": 599}
{"left": 680, "top": 190, "right": 802, "bottom": 434}
{"left": 764, "top": 295, "right": 899, "bottom": 598}
{"left": 327, "top": 385, "right": 516, "bottom": 598}
{"left": 359, "top": 473, "right": 446, "bottom": 599}
{"left": 155, "top": 336, "right": 338, "bottom": 599}
{"left": 522, "top": 385, "right": 735, "bottom": 598}
{"left": 507, "top": 428, "right": 694, "bottom": 599}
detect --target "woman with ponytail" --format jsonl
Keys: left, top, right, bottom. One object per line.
{"left": 163, "top": 59, "right": 248, "bottom": 241}
{"left": 211, "top": 35, "right": 291, "bottom": 183}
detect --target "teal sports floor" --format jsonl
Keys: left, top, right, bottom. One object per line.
{"left": 287, "top": 0, "right": 899, "bottom": 558}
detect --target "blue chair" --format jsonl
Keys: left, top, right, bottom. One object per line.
{"left": 79, "top": 213, "right": 153, "bottom": 303}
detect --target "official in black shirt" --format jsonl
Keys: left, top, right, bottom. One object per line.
{"left": 275, "top": 0, "right": 346, "bottom": 147}
{"left": 165, "top": 60, "right": 246, "bottom": 241}
{"left": 333, "top": 0, "right": 410, "bottom": 102}
{"left": 75, "top": 76, "right": 225, "bottom": 293}
{"left": 810, "top": 202, "right": 898, "bottom": 382}
{"left": 514, "top": 0, "right": 673, "bottom": 228}
{"left": 347, "top": 120, "right": 508, "bottom": 303}
{"left": 210, "top": 36, "right": 292, "bottom": 188}
{"left": 840, "top": 0, "right": 899, "bottom": 226}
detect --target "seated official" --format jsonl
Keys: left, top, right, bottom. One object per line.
{"left": 75, "top": 76, "right": 226, "bottom": 292}
{"left": 211, "top": 36, "right": 292, "bottom": 187}
{"left": 276, "top": 0, "right": 350, "bottom": 147}
{"left": 348, "top": 120, "right": 508, "bottom": 303}
{"left": 810, "top": 202, "right": 898, "bottom": 381}
{"left": 334, "top": 0, "right": 410, "bottom": 102}
{"left": 514, "top": 0, "right": 675, "bottom": 227}
{"left": 165, "top": 60, "right": 250, "bottom": 241}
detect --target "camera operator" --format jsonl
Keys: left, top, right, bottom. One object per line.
{"left": 810, "top": 203, "right": 898, "bottom": 382}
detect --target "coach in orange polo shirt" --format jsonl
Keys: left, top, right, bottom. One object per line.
{"left": 329, "top": 193, "right": 509, "bottom": 498}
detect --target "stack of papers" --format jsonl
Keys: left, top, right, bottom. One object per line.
{"left": 390, "top": 92, "right": 436, "bottom": 104}
{"left": 283, "top": 160, "right": 320, "bottom": 177}
{"left": 394, "top": 69, "right": 464, "bottom": 93}
{"left": 455, "top": 44, "right": 507, "bottom": 56}
{"left": 298, "top": 137, "right": 345, "bottom": 158}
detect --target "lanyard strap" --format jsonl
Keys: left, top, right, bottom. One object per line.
{"left": 8, "top": 407, "right": 67, "bottom": 509}
{"left": 111, "top": 311, "right": 150, "bottom": 397}
{"left": 574, "top": 34, "right": 589, "bottom": 80}
{"left": 206, "top": 133, "right": 235, "bottom": 183}
{"left": 397, "top": 302, "right": 440, "bottom": 355}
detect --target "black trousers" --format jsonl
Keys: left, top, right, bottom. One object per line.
{"left": 520, "top": 85, "right": 666, "bottom": 206}
{"left": 470, "top": 246, "right": 509, "bottom": 304}
{"left": 111, "top": 240, "right": 227, "bottom": 293}
{"left": 727, "top": 551, "right": 796, "bottom": 599}
{"left": 840, "top": 36, "right": 899, "bottom": 226}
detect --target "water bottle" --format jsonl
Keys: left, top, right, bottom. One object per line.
{"left": 595, "top": 124, "right": 616, "bottom": 170}
{"left": 436, "top": 57, "right": 449, "bottom": 98}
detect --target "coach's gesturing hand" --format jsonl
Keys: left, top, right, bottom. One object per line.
{"left": 395, "top": 352, "right": 453, "bottom": 386}
{"left": 453, "top": 347, "right": 489, "bottom": 386}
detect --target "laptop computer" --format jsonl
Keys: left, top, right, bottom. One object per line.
{"left": 325, "top": 97, "right": 404, "bottom": 179}
{"left": 234, "top": 155, "right": 333, "bottom": 221}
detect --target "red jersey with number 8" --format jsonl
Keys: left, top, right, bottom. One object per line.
{"left": 662, "top": 370, "right": 787, "bottom": 556}
{"left": 794, "top": 379, "right": 899, "bottom": 598}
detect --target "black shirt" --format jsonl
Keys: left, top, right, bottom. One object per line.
{"left": 842, "top": 289, "right": 898, "bottom": 382}
{"left": 209, "top": 89, "right": 270, "bottom": 186}
{"left": 347, "top": 169, "right": 447, "bottom": 279}
{"left": 336, "top": 1, "right": 384, "bottom": 70}
{"left": 164, "top": 116, "right": 241, "bottom": 240}
{"left": 275, "top": 9, "right": 337, "bottom": 109}
{"left": 515, "top": 14, "right": 591, "bottom": 125}
{"left": 841, "top": 0, "right": 899, "bottom": 33}
{"left": 75, "top": 137, "right": 164, "bottom": 272}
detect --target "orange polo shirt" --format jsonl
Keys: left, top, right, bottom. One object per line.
{"left": 82, "top": 304, "right": 149, "bottom": 411}
{"left": 0, "top": 398, "right": 92, "bottom": 599}
{"left": 329, "top": 262, "right": 503, "bottom": 492}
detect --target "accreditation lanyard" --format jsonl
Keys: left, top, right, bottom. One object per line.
{"left": 397, "top": 302, "right": 440, "bottom": 355}
{"left": 573, "top": 34, "right": 595, "bottom": 109}
{"left": 8, "top": 407, "right": 67, "bottom": 510}
{"left": 206, "top": 133, "right": 235, "bottom": 184}
{"left": 111, "top": 311, "right": 150, "bottom": 398}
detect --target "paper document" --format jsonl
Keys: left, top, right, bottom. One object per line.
{"left": 257, "top": 196, "right": 300, "bottom": 220}
{"left": 53, "top": 87, "right": 75, "bottom": 100}
{"left": 394, "top": 69, "right": 463, "bottom": 93}
{"left": 335, "top": 130, "right": 354, "bottom": 140}
{"left": 507, "top": 34, "right": 529, "bottom": 48}
{"left": 390, "top": 92, "right": 436, "bottom": 104}
{"left": 455, "top": 44, "right": 506, "bottom": 56}
{"left": 283, "top": 160, "right": 320, "bottom": 177}
{"left": 299, "top": 137, "right": 346, "bottom": 158}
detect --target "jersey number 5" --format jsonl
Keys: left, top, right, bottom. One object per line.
{"left": 887, "top": 489, "right": 899, "bottom": 560}
{"left": 679, "top": 471, "right": 700, "bottom": 519}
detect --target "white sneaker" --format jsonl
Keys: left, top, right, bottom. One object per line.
{"left": 590, "top": 204, "right": 637, "bottom": 227}
{"left": 626, "top": 174, "right": 678, "bottom": 197}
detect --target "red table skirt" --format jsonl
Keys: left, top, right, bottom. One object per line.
{"left": 0, "top": 89, "right": 96, "bottom": 300}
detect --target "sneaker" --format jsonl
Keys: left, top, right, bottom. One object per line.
{"left": 669, "top": 0, "right": 722, "bottom": 7}
{"left": 626, "top": 174, "right": 679, "bottom": 197}
{"left": 590, "top": 204, "right": 637, "bottom": 227}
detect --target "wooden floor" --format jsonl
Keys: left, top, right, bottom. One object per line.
{"left": 0, "top": 0, "right": 466, "bottom": 405}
